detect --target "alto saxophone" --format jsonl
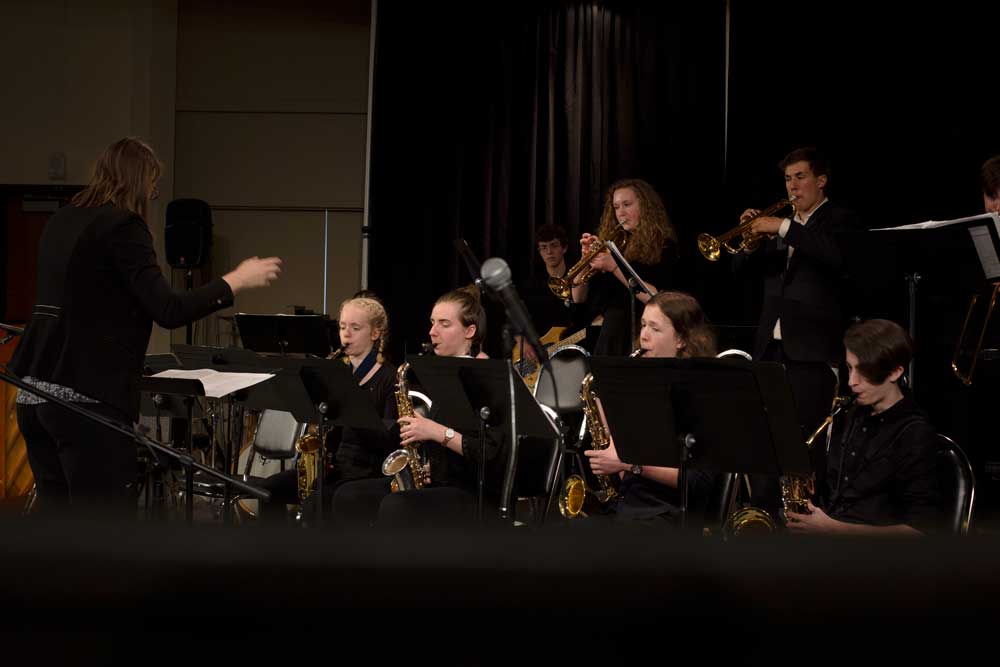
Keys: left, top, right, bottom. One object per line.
{"left": 559, "top": 372, "right": 621, "bottom": 518}
{"left": 295, "top": 348, "right": 349, "bottom": 504}
{"left": 382, "top": 362, "right": 431, "bottom": 492}
{"left": 780, "top": 394, "right": 857, "bottom": 515}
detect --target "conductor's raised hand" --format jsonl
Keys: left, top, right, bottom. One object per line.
{"left": 224, "top": 256, "right": 283, "bottom": 293}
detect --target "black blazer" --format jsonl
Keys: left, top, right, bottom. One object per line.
{"left": 739, "top": 201, "right": 861, "bottom": 363}
{"left": 10, "top": 204, "right": 234, "bottom": 421}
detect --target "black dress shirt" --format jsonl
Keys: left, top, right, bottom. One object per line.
{"left": 822, "top": 395, "right": 941, "bottom": 532}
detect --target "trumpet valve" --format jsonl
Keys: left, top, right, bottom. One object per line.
{"left": 547, "top": 275, "right": 571, "bottom": 300}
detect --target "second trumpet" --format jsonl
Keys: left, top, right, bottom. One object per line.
{"left": 548, "top": 222, "right": 629, "bottom": 299}
{"left": 697, "top": 197, "right": 796, "bottom": 262}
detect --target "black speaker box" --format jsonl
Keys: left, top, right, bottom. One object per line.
{"left": 165, "top": 199, "right": 213, "bottom": 269}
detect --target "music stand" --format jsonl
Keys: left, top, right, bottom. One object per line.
{"left": 235, "top": 313, "right": 332, "bottom": 357}
{"left": 170, "top": 344, "right": 282, "bottom": 521}
{"left": 605, "top": 240, "right": 654, "bottom": 347}
{"left": 589, "top": 356, "right": 807, "bottom": 529}
{"left": 296, "top": 358, "right": 390, "bottom": 524}
{"left": 840, "top": 213, "right": 1000, "bottom": 388}
{"left": 407, "top": 355, "right": 559, "bottom": 523}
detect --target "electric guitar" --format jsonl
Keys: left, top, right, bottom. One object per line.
{"left": 512, "top": 326, "right": 588, "bottom": 391}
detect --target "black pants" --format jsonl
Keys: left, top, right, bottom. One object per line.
{"left": 752, "top": 340, "right": 838, "bottom": 514}
{"left": 332, "top": 478, "right": 487, "bottom": 528}
{"left": 16, "top": 401, "right": 138, "bottom": 516}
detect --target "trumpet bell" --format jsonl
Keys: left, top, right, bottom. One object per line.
{"left": 697, "top": 233, "right": 722, "bottom": 262}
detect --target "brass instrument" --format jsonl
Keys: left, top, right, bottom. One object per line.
{"left": 548, "top": 222, "right": 630, "bottom": 299}
{"left": 722, "top": 394, "right": 855, "bottom": 537}
{"left": 382, "top": 362, "right": 431, "bottom": 492}
{"left": 721, "top": 504, "right": 777, "bottom": 536}
{"left": 697, "top": 197, "right": 797, "bottom": 261}
{"left": 559, "top": 351, "right": 641, "bottom": 518}
{"left": 327, "top": 346, "right": 348, "bottom": 362}
{"left": 295, "top": 428, "right": 326, "bottom": 504}
{"left": 780, "top": 394, "right": 856, "bottom": 515}
{"left": 951, "top": 281, "right": 1000, "bottom": 385}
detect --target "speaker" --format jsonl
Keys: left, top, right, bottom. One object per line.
{"left": 165, "top": 199, "right": 213, "bottom": 269}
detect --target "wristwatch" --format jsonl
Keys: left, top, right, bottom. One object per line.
{"left": 443, "top": 427, "right": 456, "bottom": 445}
{"left": 629, "top": 463, "right": 643, "bottom": 476}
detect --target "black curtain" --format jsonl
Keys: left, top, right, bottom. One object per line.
{"left": 368, "top": 2, "right": 727, "bottom": 360}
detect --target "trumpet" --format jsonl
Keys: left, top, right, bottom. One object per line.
{"left": 697, "top": 197, "right": 797, "bottom": 261}
{"left": 548, "top": 222, "right": 630, "bottom": 299}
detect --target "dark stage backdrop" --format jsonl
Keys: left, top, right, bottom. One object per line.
{"left": 368, "top": 2, "right": 727, "bottom": 359}
{"left": 368, "top": 2, "right": 1000, "bottom": 498}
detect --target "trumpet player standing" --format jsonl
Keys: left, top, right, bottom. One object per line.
{"left": 734, "top": 148, "right": 861, "bottom": 519}
{"left": 738, "top": 148, "right": 861, "bottom": 450}
{"left": 572, "top": 178, "right": 677, "bottom": 356}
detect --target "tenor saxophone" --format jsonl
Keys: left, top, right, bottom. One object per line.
{"left": 382, "top": 361, "right": 430, "bottom": 492}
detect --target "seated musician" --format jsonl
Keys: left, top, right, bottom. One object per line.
{"left": 256, "top": 295, "right": 398, "bottom": 521}
{"left": 518, "top": 223, "right": 579, "bottom": 361}
{"left": 584, "top": 291, "right": 718, "bottom": 524}
{"left": 331, "top": 288, "right": 504, "bottom": 527}
{"left": 785, "top": 319, "right": 941, "bottom": 536}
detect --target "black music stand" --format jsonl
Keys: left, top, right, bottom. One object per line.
{"left": 605, "top": 240, "right": 654, "bottom": 346}
{"left": 407, "top": 355, "right": 559, "bottom": 523}
{"left": 839, "top": 213, "right": 1000, "bottom": 389}
{"left": 589, "top": 356, "right": 807, "bottom": 530}
{"left": 169, "top": 344, "right": 282, "bottom": 521}
{"left": 235, "top": 313, "right": 332, "bottom": 357}
{"left": 296, "top": 358, "right": 389, "bottom": 525}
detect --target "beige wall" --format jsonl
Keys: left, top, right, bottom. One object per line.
{"left": 172, "top": 0, "right": 370, "bottom": 348}
{"left": 0, "top": 0, "right": 178, "bottom": 352}
{"left": 0, "top": 0, "right": 371, "bottom": 353}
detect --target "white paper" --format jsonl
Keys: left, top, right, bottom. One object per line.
{"left": 151, "top": 368, "right": 274, "bottom": 398}
{"left": 969, "top": 226, "right": 1000, "bottom": 280}
{"left": 871, "top": 212, "right": 1000, "bottom": 231}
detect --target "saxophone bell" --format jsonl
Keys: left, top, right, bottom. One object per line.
{"left": 559, "top": 372, "right": 621, "bottom": 519}
{"left": 383, "top": 361, "right": 431, "bottom": 492}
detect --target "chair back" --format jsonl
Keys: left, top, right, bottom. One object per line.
{"left": 408, "top": 390, "right": 432, "bottom": 418}
{"left": 253, "top": 409, "right": 307, "bottom": 460}
{"left": 936, "top": 434, "right": 975, "bottom": 535}
{"left": 532, "top": 344, "right": 590, "bottom": 415}
{"left": 716, "top": 349, "right": 753, "bottom": 360}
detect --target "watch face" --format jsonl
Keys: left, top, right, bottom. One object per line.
{"left": 445, "top": 428, "right": 455, "bottom": 439}
{"left": 630, "top": 464, "right": 641, "bottom": 475}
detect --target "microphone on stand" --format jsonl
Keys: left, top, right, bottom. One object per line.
{"left": 480, "top": 257, "right": 549, "bottom": 365}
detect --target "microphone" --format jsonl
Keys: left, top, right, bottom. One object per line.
{"left": 480, "top": 257, "right": 548, "bottom": 364}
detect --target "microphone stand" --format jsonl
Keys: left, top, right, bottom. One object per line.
{"left": 1, "top": 370, "right": 269, "bottom": 522}
{"left": 498, "top": 324, "right": 519, "bottom": 523}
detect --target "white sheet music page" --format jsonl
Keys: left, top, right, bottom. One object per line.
{"left": 151, "top": 369, "right": 274, "bottom": 398}
{"left": 871, "top": 212, "right": 999, "bottom": 231}
{"left": 969, "top": 225, "right": 1000, "bottom": 280}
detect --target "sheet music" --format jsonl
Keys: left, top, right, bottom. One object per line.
{"left": 969, "top": 226, "right": 1000, "bottom": 280}
{"left": 871, "top": 212, "right": 1000, "bottom": 231}
{"left": 151, "top": 368, "right": 274, "bottom": 398}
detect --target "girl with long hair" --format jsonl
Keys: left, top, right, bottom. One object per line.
{"left": 572, "top": 178, "right": 678, "bottom": 356}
